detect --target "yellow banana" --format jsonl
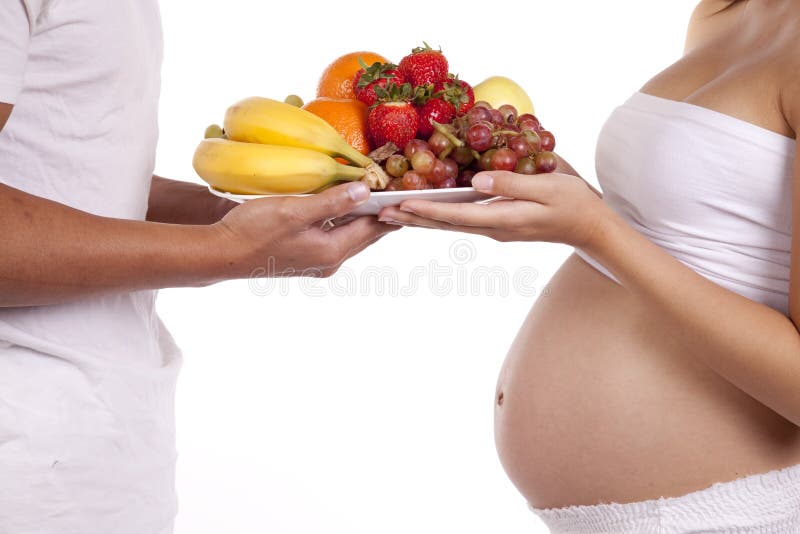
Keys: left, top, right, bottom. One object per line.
{"left": 193, "top": 138, "right": 366, "bottom": 195}
{"left": 223, "top": 96, "right": 389, "bottom": 189}
{"left": 224, "top": 97, "right": 371, "bottom": 165}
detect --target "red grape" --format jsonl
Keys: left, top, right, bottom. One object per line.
{"left": 467, "top": 123, "right": 493, "bottom": 152}
{"left": 467, "top": 106, "right": 492, "bottom": 125}
{"left": 539, "top": 130, "right": 556, "bottom": 152}
{"left": 411, "top": 149, "right": 436, "bottom": 174}
{"left": 479, "top": 149, "right": 497, "bottom": 171}
{"left": 518, "top": 113, "right": 541, "bottom": 129}
{"left": 498, "top": 104, "right": 518, "bottom": 124}
{"left": 451, "top": 146, "right": 474, "bottom": 166}
{"left": 442, "top": 158, "right": 459, "bottom": 180}
{"left": 473, "top": 101, "right": 491, "bottom": 109}
{"left": 508, "top": 135, "right": 531, "bottom": 158}
{"left": 534, "top": 151, "right": 558, "bottom": 173}
{"left": 439, "top": 177, "right": 457, "bottom": 189}
{"left": 386, "top": 155, "right": 410, "bottom": 178}
{"left": 428, "top": 131, "right": 452, "bottom": 156}
{"left": 491, "top": 147, "right": 518, "bottom": 171}
{"left": 515, "top": 157, "right": 537, "bottom": 175}
{"left": 457, "top": 169, "right": 476, "bottom": 187}
{"left": 385, "top": 177, "right": 404, "bottom": 191}
{"left": 402, "top": 171, "right": 427, "bottom": 190}
{"left": 489, "top": 109, "right": 505, "bottom": 126}
{"left": 523, "top": 130, "right": 542, "bottom": 152}
{"left": 429, "top": 159, "right": 449, "bottom": 184}
{"left": 404, "top": 139, "right": 431, "bottom": 159}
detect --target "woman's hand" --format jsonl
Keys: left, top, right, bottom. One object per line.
{"left": 378, "top": 171, "right": 611, "bottom": 250}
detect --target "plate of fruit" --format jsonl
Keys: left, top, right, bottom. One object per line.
{"left": 194, "top": 44, "right": 558, "bottom": 216}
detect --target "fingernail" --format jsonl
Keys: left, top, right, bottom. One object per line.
{"left": 472, "top": 174, "right": 493, "bottom": 192}
{"left": 378, "top": 217, "right": 403, "bottom": 225}
{"left": 348, "top": 182, "right": 370, "bottom": 203}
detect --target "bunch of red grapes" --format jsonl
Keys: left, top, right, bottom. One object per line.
{"left": 383, "top": 101, "right": 557, "bottom": 191}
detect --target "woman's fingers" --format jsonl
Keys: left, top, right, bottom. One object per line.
{"left": 378, "top": 207, "right": 496, "bottom": 237}
{"left": 472, "top": 171, "right": 557, "bottom": 202}
{"left": 390, "top": 200, "right": 501, "bottom": 227}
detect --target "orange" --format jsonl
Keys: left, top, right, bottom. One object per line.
{"left": 317, "top": 51, "right": 389, "bottom": 100}
{"left": 303, "top": 97, "right": 372, "bottom": 155}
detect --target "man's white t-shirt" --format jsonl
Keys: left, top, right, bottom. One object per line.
{"left": 0, "top": 2, "right": 182, "bottom": 533}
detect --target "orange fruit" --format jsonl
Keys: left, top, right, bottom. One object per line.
{"left": 302, "top": 97, "right": 372, "bottom": 155}
{"left": 317, "top": 51, "right": 389, "bottom": 100}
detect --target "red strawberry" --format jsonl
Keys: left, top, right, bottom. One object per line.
{"left": 440, "top": 77, "right": 474, "bottom": 115}
{"left": 398, "top": 42, "right": 449, "bottom": 88}
{"left": 416, "top": 98, "right": 455, "bottom": 138}
{"left": 367, "top": 83, "right": 419, "bottom": 150}
{"left": 353, "top": 60, "right": 405, "bottom": 107}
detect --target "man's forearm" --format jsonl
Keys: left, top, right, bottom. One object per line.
{"left": 147, "top": 175, "right": 236, "bottom": 225}
{"left": 0, "top": 183, "right": 228, "bottom": 307}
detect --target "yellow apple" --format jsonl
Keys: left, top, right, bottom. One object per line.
{"left": 472, "top": 76, "right": 535, "bottom": 115}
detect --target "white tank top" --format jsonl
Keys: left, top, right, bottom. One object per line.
{"left": 0, "top": 2, "right": 181, "bottom": 533}
{"left": 576, "top": 91, "right": 796, "bottom": 315}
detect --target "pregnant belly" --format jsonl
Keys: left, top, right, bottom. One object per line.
{"left": 495, "top": 253, "right": 800, "bottom": 509}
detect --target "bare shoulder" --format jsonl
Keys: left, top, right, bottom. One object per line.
{"left": 778, "top": 41, "right": 800, "bottom": 136}
{"left": 684, "top": 0, "right": 742, "bottom": 54}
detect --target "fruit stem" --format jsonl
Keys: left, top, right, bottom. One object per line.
{"left": 337, "top": 143, "right": 376, "bottom": 168}
{"left": 335, "top": 163, "right": 368, "bottom": 182}
{"left": 431, "top": 121, "right": 465, "bottom": 148}
{"left": 362, "top": 162, "right": 391, "bottom": 190}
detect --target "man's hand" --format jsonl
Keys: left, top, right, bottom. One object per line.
{"left": 212, "top": 181, "right": 398, "bottom": 278}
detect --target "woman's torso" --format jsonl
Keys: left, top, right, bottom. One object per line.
{"left": 494, "top": 0, "right": 800, "bottom": 509}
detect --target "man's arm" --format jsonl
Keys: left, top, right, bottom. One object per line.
{"left": 147, "top": 175, "right": 237, "bottom": 225}
{"left": 0, "top": 181, "right": 227, "bottom": 307}
{"left": 0, "top": 179, "right": 392, "bottom": 308}
{"left": 0, "top": 103, "right": 11, "bottom": 130}
{"left": 0, "top": 101, "right": 396, "bottom": 307}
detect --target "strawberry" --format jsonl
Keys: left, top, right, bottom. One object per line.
{"left": 367, "top": 83, "right": 419, "bottom": 150}
{"left": 353, "top": 60, "right": 405, "bottom": 107}
{"left": 416, "top": 98, "right": 455, "bottom": 138}
{"left": 439, "top": 77, "right": 474, "bottom": 115}
{"left": 398, "top": 42, "right": 449, "bottom": 88}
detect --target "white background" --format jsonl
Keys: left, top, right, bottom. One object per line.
{"left": 155, "top": 2, "right": 698, "bottom": 532}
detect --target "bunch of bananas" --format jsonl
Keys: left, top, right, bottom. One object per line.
{"left": 193, "top": 97, "right": 389, "bottom": 195}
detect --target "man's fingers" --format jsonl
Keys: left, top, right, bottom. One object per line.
{"left": 471, "top": 171, "right": 555, "bottom": 202}
{"left": 285, "top": 181, "right": 371, "bottom": 225}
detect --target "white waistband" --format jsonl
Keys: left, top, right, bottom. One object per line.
{"left": 531, "top": 462, "right": 800, "bottom": 533}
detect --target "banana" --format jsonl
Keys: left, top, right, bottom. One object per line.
{"left": 193, "top": 138, "right": 366, "bottom": 195}
{"left": 223, "top": 97, "right": 389, "bottom": 189}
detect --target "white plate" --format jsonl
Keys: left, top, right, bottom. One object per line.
{"left": 208, "top": 186, "right": 495, "bottom": 216}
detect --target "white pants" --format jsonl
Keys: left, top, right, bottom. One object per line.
{"left": 531, "top": 463, "right": 800, "bottom": 533}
